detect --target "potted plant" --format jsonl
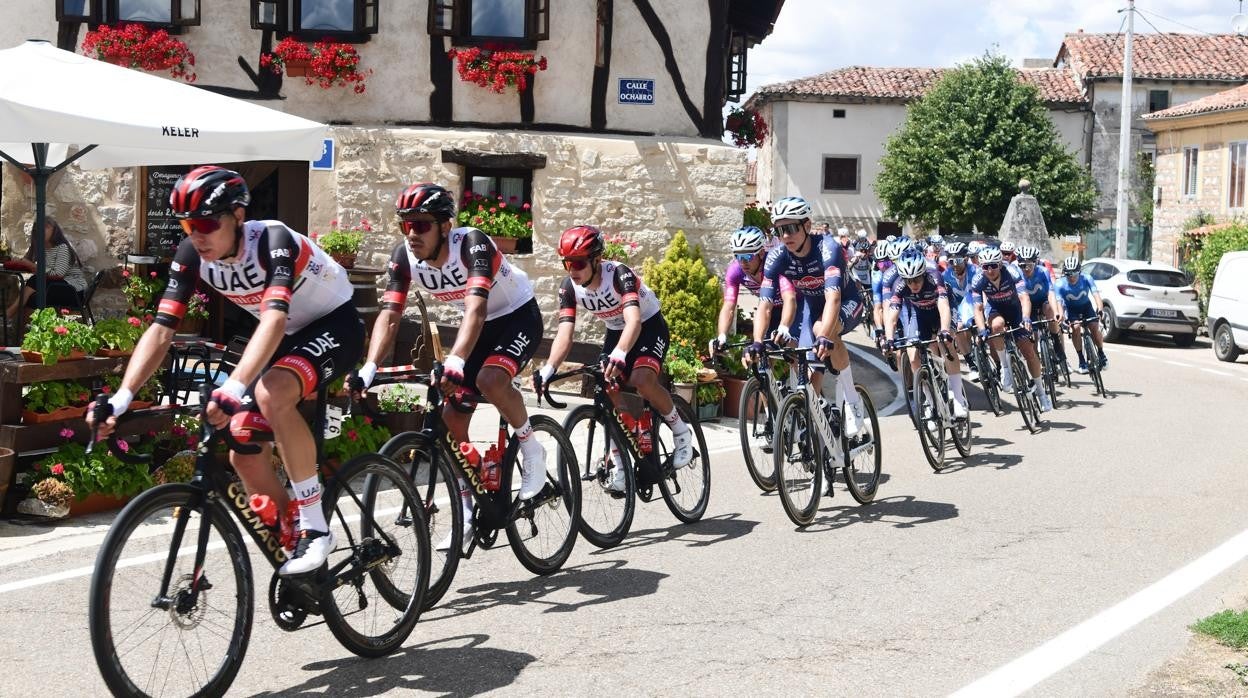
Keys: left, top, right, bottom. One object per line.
{"left": 641, "top": 231, "right": 721, "bottom": 351}
{"left": 714, "top": 334, "right": 752, "bottom": 419}
{"left": 94, "top": 316, "right": 146, "bottom": 356}
{"left": 457, "top": 192, "right": 534, "bottom": 254}
{"left": 121, "top": 267, "right": 164, "bottom": 318}
{"left": 100, "top": 371, "right": 163, "bottom": 410}
{"left": 374, "top": 383, "right": 425, "bottom": 435}
{"left": 322, "top": 414, "right": 391, "bottom": 474}
{"left": 447, "top": 46, "right": 547, "bottom": 93}
{"left": 695, "top": 381, "right": 726, "bottom": 421}
{"left": 261, "top": 37, "right": 371, "bottom": 93}
{"left": 724, "top": 106, "right": 768, "bottom": 149}
{"left": 314, "top": 219, "right": 369, "bottom": 269}
{"left": 22, "top": 308, "right": 102, "bottom": 364}
{"left": 80, "top": 23, "right": 197, "bottom": 82}
{"left": 20, "top": 435, "right": 154, "bottom": 517}
{"left": 743, "top": 201, "right": 771, "bottom": 230}
{"left": 22, "top": 380, "right": 91, "bottom": 424}
{"left": 664, "top": 338, "right": 701, "bottom": 404}
{"left": 178, "top": 290, "right": 211, "bottom": 336}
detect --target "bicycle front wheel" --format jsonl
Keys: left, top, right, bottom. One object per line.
{"left": 739, "top": 376, "right": 777, "bottom": 492}
{"left": 774, "top": 392, "right": 822, "bottom": 526}
{"left": 505, "top": 414, "right": 582, "bottom": 575}
{"left": 976, "top": 341, "right": 1003, "bottom": 417}
{"left": 913, "top": 366, "right": 946, "bottom": 471}
{"left": 89, "top": 484, "right": 253, "bottom": 698}
{"left": 1038, "top": 334, "right": 1058, "bottom": 406}
{"left": 654, "top": 397, "right": 711, "bottom": 523}
{"left": 1007, "top": 346, "right": 1039, "bottom": 434}
{"left": 564, "top": 404, "right": 635, "bottom": 549}
{"left": 323, "top": 454, "right": 430, "bottom": 658}
{"left": 843, "top": 385, "right": 882, "bottom": 504}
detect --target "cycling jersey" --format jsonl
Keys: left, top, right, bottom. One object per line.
{"left": 557, "top": 261, "right": 661, "bottom": 331}
{"left": 849, "top": 251, "right": 874, "bottom": 287}
{"left": 941, "top": 263, "right": 977, "bottom": 308}
{"left": 888, "top": 271, "right": 948, "bottom": 313}
{"left": 382, "top": 227, "right": 532, "bottom": 321}
{"left": 760, "top": 233, "right": 861, "bottom": 307}
{"left": 723, "top": 258, "right": 793, "bottom": 304}
{"left": 1020, "top": 267, "right": 1052, "bottom": 307}
{"left": 1054, "top": 273, "right": 1099, "bottom": 311}
{"left": 970, "top": 266, "right": 1026, "bottom": 312}
{"left": 156, "top": 220, "right": 352, "bottom": 334}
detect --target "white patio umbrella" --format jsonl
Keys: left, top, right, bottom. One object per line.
{"left": 0, "top": 39, "right": 326, "bottom": 306}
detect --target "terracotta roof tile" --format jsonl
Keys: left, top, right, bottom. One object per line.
{"left": 750, "top": 66, "right": 1085, "bottom": 106}
{"left": 1144, "top": 83, "right": 1248, "bottom": 120}
{"left": 1058, "top": 32, "right": 1248, "bottom": 81}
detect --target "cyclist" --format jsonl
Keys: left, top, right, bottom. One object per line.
{"left": 355, "top": 182, "right": 547, "bottom": 549}
{"left": 753, "top": 196, "right": 867, "bottom": 436}
{"left": 86, "top": 165, "right": 363, "bottom": 575}
{"left": 1017, "top": 245, "right": 1067, "bottom": 369}
{"left": 884, "top": 251, "right": 969, "bottom": 419}
{"left": 1054, "top": 255, "right": 1107, "bottom": 372}
{"left": 941, "top": 241, "right": 979, "bottom": 379}
{"left": 971, "top": 246, "right": 1052, "bottom": 412}
{"left": 709, "top": 226, "right": 797, "bottom": 356}
{"left": 538, "top": 225, "right": 695, "bottom": 492}
{"left": 872, "top": 240, "right": 908, "bottom": 354}
{"left": 1000, "top": 241, "right": 1018, "bottom": 266}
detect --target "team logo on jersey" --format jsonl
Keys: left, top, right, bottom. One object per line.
{"left": 793, "top": 275, "right": 824, "bottom": 291}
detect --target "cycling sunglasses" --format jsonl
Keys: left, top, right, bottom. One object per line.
{"left": 774, "top": 222, "right": 805, "bottom": 237}
{"left": 735, "top": 252, "right": 758, "bottom": 263}
{"left": 981, "top": 263, "right": 1001, "bottom": 271}
{"left": 562, "top": 257, "right": 592, "bottom": 271}
{"left": 180, "top": 216, "right": 222, "bottom": 235}
{"left": 400, "top": 219, "right": 438, "bottom": 235}
{"left": 1020, "top": 261, "right": 1036, "bottom": 268}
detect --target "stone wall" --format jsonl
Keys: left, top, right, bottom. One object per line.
{"left": 1151, "top": 138, "right": 1230, "bottom": 267}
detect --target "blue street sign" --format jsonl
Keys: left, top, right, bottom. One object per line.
{"left": 618, "top": 78, "right": 655, "bottom": 105}
{"left": 311, "top": 138, "right": 334, "bottom": 170}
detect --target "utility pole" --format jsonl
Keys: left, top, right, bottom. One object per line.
{"left": 1114, "top": 0, "right": 1135, "bottom": 260}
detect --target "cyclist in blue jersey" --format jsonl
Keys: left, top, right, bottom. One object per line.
{"left": 885, "top": 252, "right": 969, "bottom": 419}
{"left": 1054, "top": 255, "right": 1107, "bottom": 373}
{"left": 971, "top": 246, "right": 1053, "bottom": 412}
{"left": 753, "top": 196, "right": 867, "bottom": 436}
{"left": 1017, "top": 245, "right": 1067, "bottom": 368}
{"left": 941, "top": 241, "right": 979, "bottom": 379}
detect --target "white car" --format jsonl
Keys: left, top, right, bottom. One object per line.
{"left": 1080, "top": 257, "right": 1201, "bottom": 346}
{"left": 1207, "top": 250, "right": 1248, "bottom": 362}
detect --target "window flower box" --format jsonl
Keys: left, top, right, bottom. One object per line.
{"left": 81, "top": 23, "right": 197, "bottom": 82}
{"left": 261, "top": 37, "right": 371, "bottom": 93}
{"left": 447, "top": 47, "right": 547, "bottom": 94}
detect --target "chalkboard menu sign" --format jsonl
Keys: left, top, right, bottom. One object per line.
{"left": 143, "top": 166, "right": 192, "bottom": 259}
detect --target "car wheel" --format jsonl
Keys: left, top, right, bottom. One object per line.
{"left": 1173, "top": 332, "right": 1196, "bottom": 348}
{"left": 1101, "top": 305, "right": 1121, "bottom": 342}
{"left": 1214, "top": 323, "right": 1242, "bottom": 362}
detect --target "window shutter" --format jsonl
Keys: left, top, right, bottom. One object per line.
{"left": 428, "top": 0, "right": 457, "bottom": 36}
{"left": 358, "top": 0, "right": 378, "bottom": 33}
{"left": 250, "top": 0, "right": 288, "bottom": 31}
{"left": 531, "top": 0, "right": 549, "bottom": 41}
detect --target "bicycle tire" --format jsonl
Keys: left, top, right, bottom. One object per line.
{"left": 322, "top": 453, "right": 429, "bottom": 658}
{"left": 1083, "top": 332, "right": 1106, "bottom": 397}
{"left": 975, "top": 340, "right": 1003, "bottom": 417}
{"left": 773, "top": 391, "right": 822, "bottom": 526}
{"left": 951, "top": 388, "right": 974, "bottom": 459}
{"left": 90, "top": 484, "right": 253, "bottom": 698}
{"left": 377, "top": 431, "right": 460, "bottom": 611}
{"left": 563, "top": 404, "right": 635, "bottom": 549}
{"left": 913, "top": 367, "right": 947, "bottom": 471}
{"left": 654, "top": 396, "right": 711, "bottom": 523}
{"left": 1037, "top": 332, "right": 1058, "bottom": 406}
{"left": 1007, "top": 345, "right": 1039, "bottom": 434}
{"left": 505, "top": 414, "right": 582, "bottom": 575}
{"left": 738, "top": 376, "right": 777, "bottom": 492}
{"left": 843, "top": 385, "right": 882, "bottom": 504}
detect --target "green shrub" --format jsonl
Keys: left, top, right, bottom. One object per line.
{"left": 1191, "top": 223, "right": 1248, "bottom": 304}
{"left": 641, "top": 231, "right": 721, "bottom": 350}
{"left": 1192, "top": 609, "right": 1248, "bottom": 649}
{"left": 743, "top": 202, "right": 771, "bottom": 229}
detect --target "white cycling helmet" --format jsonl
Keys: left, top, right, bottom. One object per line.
{"left": 886, "top": 240, "right": 909, "bottom": 261}
{"left": 966, "top": 241, "right": 982, "bottom": 255}
{"left": 896, "top": 251, "right": 928, "bottom": 279}
{"left": 873, "top": 240, "right": 889, "bottom": 259}
{"left": 945, "top": 241, "right": 967, "bottom": 257}
{"left": 1062, "top": 255, "right": 1081, "bottom": 274}
{"left": 979, "top": 246, "right": 1004, "bottom": 264}
{"left": 1000, "top": 241, "right": 1017, "bottom": 254}
{"left": 771, "top": 196, "right": 812, "bottom": 222}
{"left": 730, "top": 225, "right": 768, "bottom": 254}
{"left": 1018, "top": 245, "right": 1040, "bottom": 262}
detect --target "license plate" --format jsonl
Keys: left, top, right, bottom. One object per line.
{"left": 1151, "top": 309, "right": 1178, "bottom": 318}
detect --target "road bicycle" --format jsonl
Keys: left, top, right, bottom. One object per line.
{"left": 770, "top": 344, "right": 882, "bottom": 526}
{"left": 1064, "top": 317, "right": 1107, "bottom": 398}
{"left": 361, "top": 363, "right": 582, "bottom": 611}
{"left": 970, "top": 332, "right": 1005, "bottom": 417}
{"left": 1031, "top": 313, "right": 1068, "bottom": 406}
{"left": 88, "top": 383, "right": 429, "bottom": 698}
{"left": 715, "top": 339, "right": 797, "bottom": 493}
{"left": 985, "top": 324, "right": 1042, "bottom": 434}
{"left": 890, "top": 335, "right": 972, "bottom": 471}
{"left": 540, "top": 360, "right": 710, "bottom": 549}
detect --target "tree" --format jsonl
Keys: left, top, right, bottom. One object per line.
{"left": 875, "top": 54, "right": 1096, "bottom": 236}
{"left": 640, "top": 231, "right": 720, "bottom": 349}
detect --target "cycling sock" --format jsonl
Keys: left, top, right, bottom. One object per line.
{"left": 663, "top": 407, "right": 689, "bottom": 435}
{"left": 515, "top": 420, "right": 542, "bottom": 457}
{"left": 1053, "top": 336, "right": 1067, "bottom": 360}
{"left": 949, "top": 373, "right": 968, "bottom": 406}
{"left": 292, "top": 475, "right": 327, "bottom": 534}
{"left": 457, "top": 479, "right": 474, "bottom": 520}
{"left": 837, "top": 364, "right": 861, "bottom": 405}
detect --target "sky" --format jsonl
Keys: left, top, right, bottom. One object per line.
{"left": 741, "top": 0, "right": 1246, "bottom": 103}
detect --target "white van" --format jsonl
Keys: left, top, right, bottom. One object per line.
{"left": 1208, "top": 250, "right": 1248, "bottom": 362}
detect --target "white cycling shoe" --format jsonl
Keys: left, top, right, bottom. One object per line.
{"left": 605, "top": 464, "right": 627, "bottom": 493}
{"left": 518, "top": 444, "right": 549, "bottom": 500}
{"left": 1036, "top": 387, "right": 1053, "bottom": 413}
{"left": 844, "top": 402, "right": 864, "bottom": 437}
{"left": 436, "top": 521, "right": 474, "bottom": 552}
{"left": 672, "top": 428, "right": 694, "bottom": 469}
{"left": 952, "top": 398, "right": 969, "bottom": 420}
{"left": 279, "top": 530, "right": 334, "bottom": 576}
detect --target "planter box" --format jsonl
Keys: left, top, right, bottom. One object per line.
{"left": 285, "top": 58, "right": 310, "bottom": 77}
{"left": 21, "top": 349, "right": 86, "bottom": 365}
{"left": 490, "top": 236, "right": 519, "bottom": 254}
{"left": 330, "top": 252, "right": 357, "bottom": 269}
{"left": 22, "top": 405, "right": 86, "bottom": 424}
{"left": 381, "top": 410, "right": 424, "bottom": 435}
{"left": 70, "top": 493, "right": 131, "bottom": 517}
{"left": 96, "top": 348, "right": 134, "bottom": 358}
{"left": 696, "top": 401, "right": 720, "bottom": 422}
{"left": 721, "top": 376, "right": 747, "bottom": 419}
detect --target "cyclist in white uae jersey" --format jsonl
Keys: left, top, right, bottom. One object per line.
{"left": 87, "top": 166, "right": 365, "bottom": 575}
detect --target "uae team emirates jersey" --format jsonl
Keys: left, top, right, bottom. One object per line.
{"left": 557, "top": 261, "right": 660, "bottom": 331}
{"left": 155, "top": 220, "right": 353, "bottom": 334}
{"left": 382, "top": 227, "right": 533, "bottom": 321}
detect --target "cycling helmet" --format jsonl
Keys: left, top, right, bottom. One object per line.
{"left": 886, "top": 235, "right": 897, "bottom": 243}
{"left": 771, "top": 196, "right": 812, "bottom": 222}
{"left": 979, "top": 246, "right": 1004, "bottom": 264}
{"left": 886, "top": 240, "right": 908, "bottom": 261}
{"left": 1018, "top": 245, "right": 1040, "bottom": 262}
{"left": 1062, "top": 255, "right": 1081, "bottom": 274}
{"left": 927, "top": 233, "right": 944, "bottom": 246}
{"left": 396, "top": 183, "right": 456, "bottom": 219}
{"left": 873, "top": 240, "right": 889, "bottom": 259}
{"left": 558, "top": 225, "right": 605, "bottom": 258}
{"left": 853, "top": 238, "right": 873, "bottom": 253}
{"left": 170, "top": 166, "right": 250, "bottom": 219}
{"left": 1000, "top": 241, "right": 1017, "bottom": 254}
{"left": 966, "top": 241, "right": 982, "bottom": 255}
{"left": 896, "top": 250, "right": 928, "bottom": 279}
{"left": 945, "top": 241, "right": 967, "bottom": 257}
{"left": 730, "top": 226, "right": 768, "bottom": 254}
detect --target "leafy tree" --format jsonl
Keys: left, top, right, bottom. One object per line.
{"left": 875, "top": 54, "right": 1096, "bottom": 236}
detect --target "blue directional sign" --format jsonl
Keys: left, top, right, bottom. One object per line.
{"left": 311, "top": 138, "right": 334, "bottom": 171}
{"left": 618, "top": 78, "right": 655, "bottom": 105}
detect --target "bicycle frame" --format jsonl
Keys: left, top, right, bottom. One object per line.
{"left": 895, "top": 336, "right": 955, "bottom": 426}
{"left": 772, "top": 347, "right": 847, "bottom": 471}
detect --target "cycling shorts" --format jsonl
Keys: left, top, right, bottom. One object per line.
{"left": 986, "top": 302, "right": 1032, "bottom": 342}
{"left": 262, "top": 300, "right": 365, "bottom": 400}
{"left": 955, "top": 298, "right": 975, "bottom": 329}
{"left": 603, "top": 312, "right": 669, "bottom": 378}
{"left": 901, "top": 308, "right": 943, "bottom": 342}
{"left": 1065, "top": 303, "right": 1099, "bottom": 324}
{"left": 462, "top": 297, "right": 543, "bottom": 392}
{"left": 798, "top": 294, "right": 864, "bottom": 362}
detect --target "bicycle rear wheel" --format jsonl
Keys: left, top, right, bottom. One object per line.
{"left": 505, "top": 414, "right": 582, "bottom": 575}
{"left": 323, "top": 454, "right": 429, "bottom": 658}
{"left": 844, "top": 385, "right": 882, "bottom": 504}
{"left": 739, "top": 376, "right": 777, "bottom": 492}
{"left": 564, "top": 404, "right": 635, "bottom": 549}
{"left": 913, "top": 367, "right": 947, "bottom": 471}
{"left": 89, "top": 484, "right": 253, "bottom": 698}
{"left": 1083, "top": 333, "right": 1107, "bottom": 397}
{"left": 774, "top": 392, "right": 822, "bottom": 526}
{"left": 378, "top": 431, "right": 460, "bottom": 611}
{"left": 975, "top": 340, "right": 1003, "bottom": 416}
{"left": 654, "top": 397, "right": 711, "bottom": 523}
{"left": 1037, "top": 333, "right": 1058, "bottom": 406}
{"left": 1007, "top": 346, "right": 1039, "bottom": 434}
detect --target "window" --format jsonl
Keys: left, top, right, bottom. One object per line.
{"left": 428, "top": 0, "right": 549, "bottom": 46}
{"left": 250, "top": 0, "right": 377, "bottom": 38}
{"left": 876, "top": 221, "right": 900, "bottom": 238}
{"left": 1148, "top": 89, "right": 1170, "bottom": 113}
{"left": 465, "top": 167, "right": 532, "bottom": 208}
{"left": 725, "top": 30, "right": 747, "bottom": 102}
{"left": 1126, "top": 270, "right": 1187, "bottom": 287}
{"left": 1230, "top": 141, "right": 1248, "bottom": 209}
{"left": 822, "top": 156, "right": 859, "bottom": 193}
{"left": 1087, "top": 263, "right": 1117, "bottom": 281}
{"left": 832, "top": 109, "right": 846, "bottom": 119}
{"left": 88, "top": 0, "right": 199, "bottom": 26}
{"left": 1182, "top": 146, "right": 1198, "bottom": 199}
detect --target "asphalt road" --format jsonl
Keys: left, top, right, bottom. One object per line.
{"left": 2, "top": 330, "right": 1247, "bottom": 697}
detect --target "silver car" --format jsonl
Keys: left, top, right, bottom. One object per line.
{"left": 1081, "top": 257, "right": 1201, "bottom": 346}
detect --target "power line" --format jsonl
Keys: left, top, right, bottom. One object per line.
{"left": 1134, "top": 7, "right": 1169, "bottom": 37}
{"left": 1135, "top": 6, "right": 1214, "bottom": 35}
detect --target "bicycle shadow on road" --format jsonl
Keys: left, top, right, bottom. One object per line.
{"left": 249, "top": 634, "right": 534, "bottom": 697}
{"left": 427, "top": 559, "right": 668, "bottom": 620}
{"left": 589, "top": 511, "right": 761, "bottom": 554}
{"left": 1037, "top": 419, "right": 1085, "bottom": 433}
{"left": 801, "top": 494, "right": 958, "bottom": 532}
{"left": 943, "top": 449, "right": 1024, "bottom": 471}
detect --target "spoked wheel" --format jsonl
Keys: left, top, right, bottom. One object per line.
{"left": 1037, "top": 334, "right": 1059, "bottom": 407}
{"left": 563, "top": 404, "right": 635, "bottom": 549}
{"left": 653, "top": 397, "right": 711, "bottom": 523}
{"left": 913, "top": 367, "right": 947, "bottom": 471}
{"left": 89, "top": 484, "right": 253, "bottom": 698}
{"left": 323, "top": 453, "right": 429, "bottom": 658}
{"left": 1008, "top": 349, "right": 1040, "bottom": 434}
{"left": 773, "top": 392, "right": 822, "bottom": 526}
{"left": 505, "top": 415, "right": 582, "bottom": 575}
{"left": 951, "top": 395, "right": 974, "bottom": 458}
{"left": 1084, "top": 334, "right": 1107, "bottom": 397}
{"left": 379, "top": 431, "right": 460, "bottom": 610}
{"left": 975, "top": 341, "right": 1003, "bottom": 416}
{"left": 739, "top": 376, "right": 777, "bottom": 492}
{"left": 843, "top": 385, "right": 882, "bottom": 504}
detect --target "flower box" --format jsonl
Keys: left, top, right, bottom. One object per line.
{"left": 70, "top": 493, "right": 132, "bottom": 518}
{"left": 696, "top": 401, "right": 720, "bottom": 422}
{"left": 22, "top": 405, "right": 86, "bottom": 425}
{"left": 96, "top": 348, "right": 134, "bottom": 358}
{"left": 721, "top": 376, "right": 747, "bottom": 419}
{"left": 21, "top": 349, "right": 86, "bottom": 364}
{"left": 285, "top": 58, "right": 311, "bottom": 78}
{"left": 330, "top": 252, "right": 357, "bottom": 269}
{"left": 490, "top": 236, "right": 519, "bottom": 255}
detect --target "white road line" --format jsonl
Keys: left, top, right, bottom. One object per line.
{"left": 951, "top": 527, "right": 1248, "bottom": 698}
{"left": 1202, "top": 368, "right": 1234, "bottom": 377}
{"left": 1164, "top": 360, "right": 1194, "bottom": 368}
{"left": 1125, "top": 352, "right": 1154, "bottom": 360}
{"left": 846, "top": 343, "right": 907, "bottom": 416}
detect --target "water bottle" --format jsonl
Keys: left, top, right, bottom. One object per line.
{"left": 481, "top": 443, "right": 502, "bottom": 492}
{"left": 817, "top": 397, "right": 840, "bottom": 438}
{"left": 637, "top": 411, "right": 653, "bottom": 455}
{"left": 249, "top": 494, "right": 299, "bottom": 550}
{"left": 250, "top": 493, "right": 278, "bottom": 527}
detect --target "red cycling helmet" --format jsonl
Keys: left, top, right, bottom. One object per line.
{"left": 396, "top": 183, "right": 456, "bottom": 219}
{"left": 169, "top": 166, "right": 250, "bottom": 219}
{"left": 558, "top": 225, "right": 605, "bottom": 258}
